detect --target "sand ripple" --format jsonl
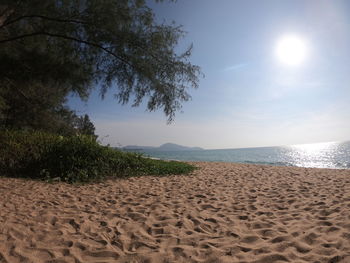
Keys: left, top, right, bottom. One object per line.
{"left": 1, "top": 162, "right": 350, "bottom": 262}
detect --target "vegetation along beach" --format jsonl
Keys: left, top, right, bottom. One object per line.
{"left": 1, "top": 0, "right": 350, "bottom": 262}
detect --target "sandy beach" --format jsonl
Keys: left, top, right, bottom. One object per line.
{"left": 1, "top": 162, "right": 350, "bottom": 263}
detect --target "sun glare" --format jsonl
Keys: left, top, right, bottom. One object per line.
{"left": 276, "top": 35, "right": 307, "bottom": 66}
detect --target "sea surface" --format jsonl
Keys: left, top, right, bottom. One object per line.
{"left": 137, "top": 141, "right": 350, "bottom": 169}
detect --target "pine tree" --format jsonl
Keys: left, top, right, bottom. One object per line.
{"left": 0, "top": 0, "right": 201, "bottom": 128}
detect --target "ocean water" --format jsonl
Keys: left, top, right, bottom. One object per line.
{"left": 139, "top": 141, "right": 350, "bottom": 169}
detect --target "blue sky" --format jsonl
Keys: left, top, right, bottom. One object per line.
{"left": 69, "top": 0, "right": 350, "bottom": 149}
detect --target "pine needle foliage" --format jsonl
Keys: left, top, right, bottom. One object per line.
{"left": 0, "top": 0, "right": 201, "bottom": 123}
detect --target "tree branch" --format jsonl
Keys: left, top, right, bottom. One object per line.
{"left": 4, "top": 77, "right": 31, "bottom": 102}
{"left": 0, "top": 6, "right": 13, "bottom": 28}
{"left": 0, "top": 14, "right": 178, "bottom": 75}
{"left": 0, "top": 31, "right": 133, "bottom": 68}
{"left": 0, "top": 14, "right": 88, "bottom": 30}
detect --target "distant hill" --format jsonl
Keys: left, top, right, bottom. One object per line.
{"left": 123, "top": 143, "right": 203, "bottom": 151}
{"left": 121, "top": 145, "right": 155, "bottom": 150}
{"left": 157, "top": 143, "right": 203, "bottom": 151}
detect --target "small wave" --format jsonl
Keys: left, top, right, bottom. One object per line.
{"left": 335, "top": 162, "right": 350, "bottom": 169}
{"left": 243, "top": 160, "right": 294, "bottom": 167}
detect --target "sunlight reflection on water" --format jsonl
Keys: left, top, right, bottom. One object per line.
{"left": 287, "top": 142, "right": 341, "bottom": 168}
{"left": 284, "top": 141, "right": 350, "bottom": 168}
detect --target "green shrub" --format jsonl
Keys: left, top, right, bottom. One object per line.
{"left": 0, "top": 130, "right": 195, "bottom": 183}
{"left": 0, "top": 130, "right": 60, "bottom": 177}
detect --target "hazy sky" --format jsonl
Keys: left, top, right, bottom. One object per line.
{"left": 69, "top": 0, "right": 350, "bottom": 149}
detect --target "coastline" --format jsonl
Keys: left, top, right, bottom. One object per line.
{"left": 138, "top": 141, "right": 350, "bottom": 170}
{"left": 1, "top": 162, "right": 350, "bottom": 262}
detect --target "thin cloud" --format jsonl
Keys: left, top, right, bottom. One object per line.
{"left": 224, "top": 63, "right": 248, "bottom": 72}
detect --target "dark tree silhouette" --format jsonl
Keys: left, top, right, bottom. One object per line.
{"left": 0, "top": 0, "right": 201, "bottom": 128}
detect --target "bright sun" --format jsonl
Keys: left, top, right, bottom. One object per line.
{"left": 276, "top": 35, "right": 307, "bottom": 66}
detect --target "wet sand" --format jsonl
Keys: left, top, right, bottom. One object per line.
{"left": 1, "top": 162, "right": 350, "bottom": 263}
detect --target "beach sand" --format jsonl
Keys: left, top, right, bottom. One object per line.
{"left": 1, "top": 162, "right": 350, "bottom": 263}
